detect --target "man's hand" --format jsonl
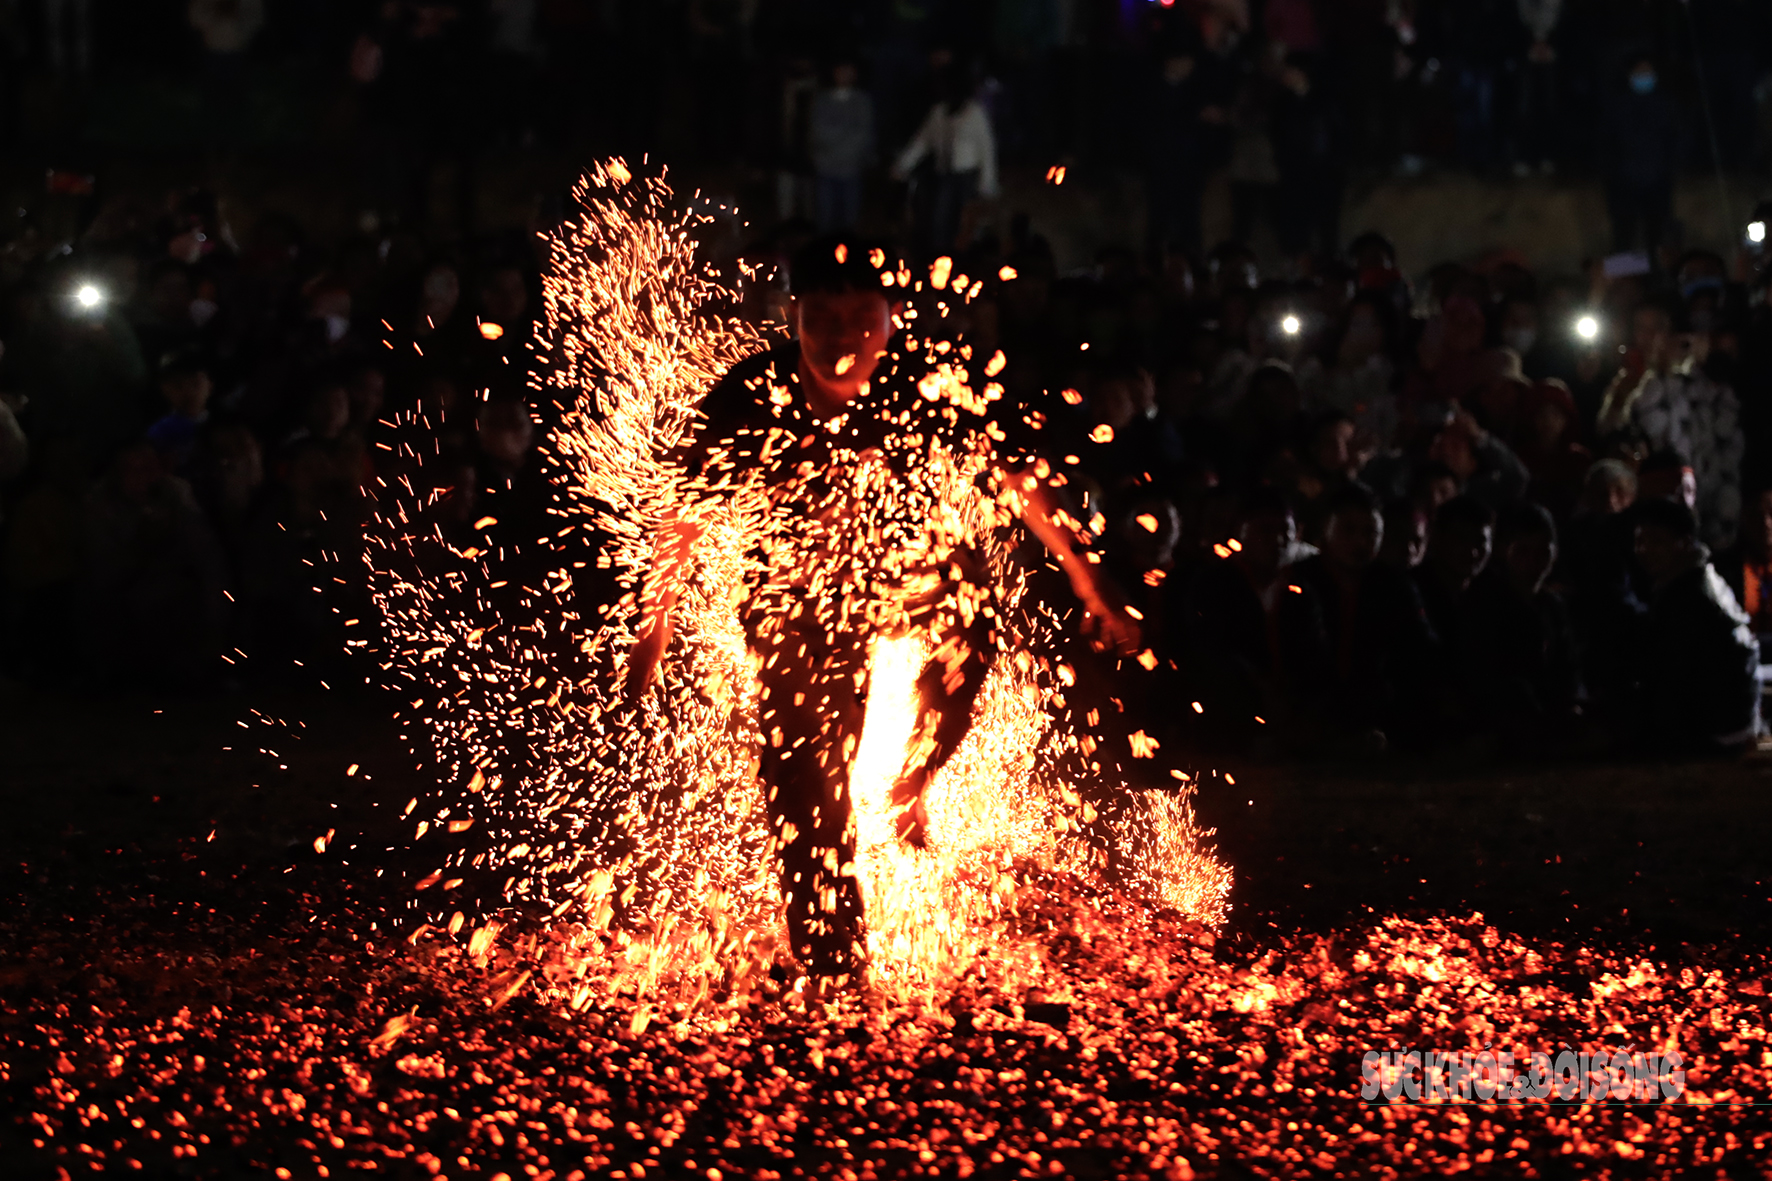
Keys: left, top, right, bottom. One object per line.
{"left": 1079, "top": 589, "right": 1143, "bottom": 656}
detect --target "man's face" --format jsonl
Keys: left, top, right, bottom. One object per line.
{"left": 1093, "top": 380, "right": 1137, "bottom": 431}
{"left": 1238, "top": 509, "right": 1295, "bottom": 575}
{"left": 1634, "top": 523, "right": 1690, "bottom": 584}
{"left": 1324, "top": 507, "right": 1382, "bottom": 572}
{"left": 1506, "top": 532, "right": 1556, "bottom": 595}
{"left": 792, "top": 290, "right": 896, "bottom": 402}
{"left": 161, "top": 370, "right": 211, "bottom": 418}
{"left": 1313, "top": 420, "right": 1356, "bottom": 476}
{"left": 1435, "top": 522, "right": 1493, "bottom": 588}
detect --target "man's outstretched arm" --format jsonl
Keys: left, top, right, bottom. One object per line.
{"left": 624, "top": 512, "right": 704, "bottom": 700}
{"left": 1003, "top": 464, "right": 1143, "bottom": 655}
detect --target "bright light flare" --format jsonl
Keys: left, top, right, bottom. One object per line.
{"left": 1749, "top": 220, "right": 1766, "bottom": 245}
{"left": 74, "top": 283, "right": 104, "bottom": 311}
{"left": 1575, "top": 314, "right": 1600, "bottom": 342}
{"left": 1279, "top": 313, "right": 1302, "bottom": 337}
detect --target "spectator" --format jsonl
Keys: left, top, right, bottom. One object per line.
{"left": 1379, "top": 495, "right": 1429, "bottom": 572}
{"left": 1598, "top": 306, "right": 1744, "bottom": 549}
{"left": 1289, "top": 409, "right": 1364, "bottom": 544}
{"left": 1514, "top": 0, "right": 1564, "bottom": 173}
{"left": 1081, "top": 362, "right": 1183, "bottom": 495}
{"left": 1305, "top": 291, "right": 1400, "bottom": 451}
{"left": 145, "top": 353, "right": 213, "bottom": 475}
{"left": 1293, "top": 482, "right": 1439, "bottom": 749}
{"left": 1270, "top": 53, "right": 1342, "bottom": 259}
{"left": 808, "top": 59, "right": 875, "bottom": 232}
{"left": 1467, "top": 501, "right": 1584, "bottom": 748}
{"left": 1599, "top": 56, "right": 1681, "bottom": 258}
{"left": 1177, "top": 486, "right": 1326, "bottom": 751}
{"left": 81, "top": 440, "right": 228, "bottom": 688}
{"left": 1513, "top": 379, "right": 1590, "bottom": 522}
{"left": 893, "top": 68, "right": 1000, "bottom": 256}
{"left": 1145, "top": 44, "right": 1222, "bottom": 255}
{"left": 1630, "top": 497, "right": 1760, "bottom": 754}
{"left": 1424, "top": 407, "right": 1531, "bottom": 511}
{"left": 1716, "top": 484, "right": 1772, "bottom": 639}
{"left": 1414, "top": 494, "right": 1497, "bottom": 728}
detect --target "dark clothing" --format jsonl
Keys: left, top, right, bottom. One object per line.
{"left": 1636, "top": 562, "right": 1760, "bottom": 754}
{"left": 1556, "top": 511, "right": 1644, "bottom": 716}
{"left": 1466, "top": 571, "right": 1584, "bottom": 746}
{"left": 1174, "top": 555, "right": 1328, "bottom": 749}
{"left": 1599, "top": 86, "right": 1681, "bottom": 254}
{"left": 676, "top": 339, "right": 1011, "bottom": 973}
{"left": 1292, "top": 556, "right": 1439, "bottom": 740}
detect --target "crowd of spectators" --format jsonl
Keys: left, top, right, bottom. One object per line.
{"left": 0, "top": 190, "right": 546, "bottom": 694}
{"left": 3, "top": 0, "right": 1772, "bottom": 767}
{"left": 968, "top": 229, "right": 1772, "bottom": 762}
{"left": 8, "top": 2, "right": 1772, "bottom": 249}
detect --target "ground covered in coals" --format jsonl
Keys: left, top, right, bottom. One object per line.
{"left": 6, "top": 690, "right": 1772, "bottom": 1179}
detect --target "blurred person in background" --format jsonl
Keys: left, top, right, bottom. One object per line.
{"left": 1630, "top": 497, "right": 1760, "bottom": 754}
{"left": 893, "top": 67, "right": 999, "bottom": 256}
{"left": 1293, "top": 481, "right": 1440, "bottom": 751}
{"left": 1467, "top": 500, "right": 1584, "bottom": 750}
{"left": 1414, "top": 494, "right": 1496, "bottom": 732}
{"left": 145, "top": 352, "right": 213, "bottom": 476}
{"left": 1715, "top": 484, "right": 1772, "bottom": 641}
{"left": 1178, "top": 485, "right": 1326, "bottom": 754}
{"left": 1599, "top": 302, "right": 1743, "bottom": 550}
{"left": 1514, "top": 0, "right": 1564, "bottom": 174}
{"left": 1513, "top": 379, "right": 1590, "bottom": 523}
{"left": 1598, "top": 56, "right": 1680, "bottom": 259}
{"left": 1378, "top": 494, "right": 1429, "bottom": 572}
{"left": 808, "top": 58, "right": 875, "bottom": 232}
{"left": 81, "top": 440, "right": 228, "bottom": 689}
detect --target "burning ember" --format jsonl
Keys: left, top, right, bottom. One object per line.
{"left": 10, "top": 879, "right": 1772, "bottom": 1178}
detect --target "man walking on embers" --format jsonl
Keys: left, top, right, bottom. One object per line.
{"left": 626, "top": 237, "right": 1140, "bottom": 988}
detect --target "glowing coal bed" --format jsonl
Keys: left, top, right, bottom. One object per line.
{"left": 8, "top": 859, "right": 1772, "bottom": 1181}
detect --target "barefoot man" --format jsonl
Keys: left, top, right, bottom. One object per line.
{"left": 626, "top": 236, "right": 1139, "bottom": 982}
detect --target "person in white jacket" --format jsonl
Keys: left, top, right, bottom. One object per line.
{"left": 891, "top": 72, "right": 999, "bottom": 255}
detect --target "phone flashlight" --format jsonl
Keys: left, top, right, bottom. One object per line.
{"left": 72, "top": 283, "right": 106, "bottom": 313}
{"left": 1750, "top": 220, "right": 1767, "bottom": 246}
{"left": 1574, "top": 314, "right": 1600, "bottom": 342}
{"left": 1279, "top": 313, "right": 1302, "bottom": 337}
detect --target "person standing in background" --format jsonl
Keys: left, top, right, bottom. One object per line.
{"left": 1514, "top": 0, "right": 1562, "bottom": 173}
{"left": 808, "top": 58, "right": 874, "bottom": 232}
{"left": 892, "top": 68, "right": 999, "bottom": 256}
{"left": 1598, "top": 56, "right": 1681, "bottom": 259}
